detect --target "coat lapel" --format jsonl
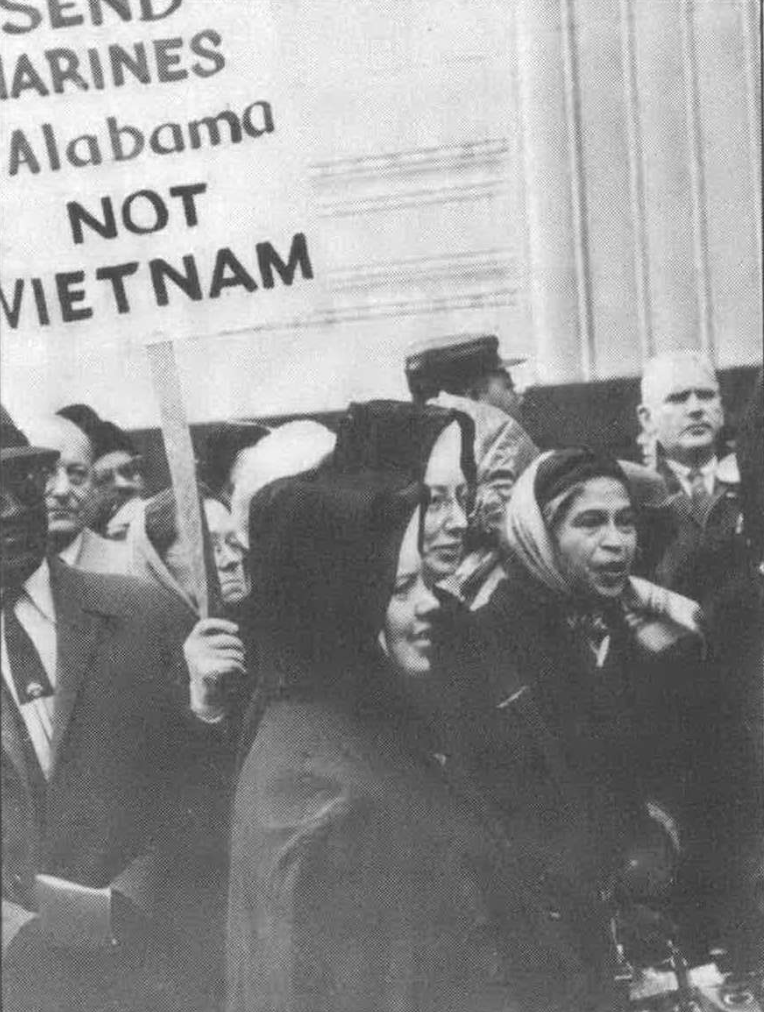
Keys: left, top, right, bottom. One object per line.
{"left": 1, "top": 682, "right": 45, "bottom": 902}
{"left": 692, "top": 481, "right": 727, "bottom": 528}
{"left": 656, "top": 458, "right": 682, "bottom": 496}
{"left": 657, "top": 455, "right": 740, "bottom": 530}
{"left": 48, "top": 561, "right": 108, "bottom": 774}
{"left": 1, "top": 682, "right": 38, "bottom": 796}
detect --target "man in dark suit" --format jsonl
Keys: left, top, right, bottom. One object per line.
{"left": 635, "top": 349, "right": 742, "bottom": 607}
{"left": 1, "top": 407, "right": 225, "bottom": 1012}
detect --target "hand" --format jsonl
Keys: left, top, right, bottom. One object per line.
{"left": 183, "top": 618, "right": 246, "bottom": 722}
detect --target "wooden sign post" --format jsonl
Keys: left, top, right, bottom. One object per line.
{"left": 146, "top": 338, "right": 210, "bottom": 617}
{"left": 1, "top": 3, "right": 315, "bottom": 602}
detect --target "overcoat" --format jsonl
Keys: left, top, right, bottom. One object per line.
{"left": 228, "top": 685, "right": 627, "bottom": 1012}
{"left": 442, "top": 569, "right": 711, "bottom": 955}
{"left": 638, "top": 452, "right": 743, "bottom": 609}
{"left": 2, "top": 560, "right": 224, "bottom": 1012}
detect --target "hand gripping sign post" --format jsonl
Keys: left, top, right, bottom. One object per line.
{"left": 0, "top": 0, "right": 318, "bottom": 611}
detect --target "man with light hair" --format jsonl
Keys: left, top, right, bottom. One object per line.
{"left": 638, "top": 350, "right": 726, "bottom": 481}
{"left": 636, "top": 349, "right": 741, "bottom": 605}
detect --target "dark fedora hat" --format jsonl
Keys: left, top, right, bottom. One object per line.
{"left": 1, "top": 404, "right": 58, "bottom": 463}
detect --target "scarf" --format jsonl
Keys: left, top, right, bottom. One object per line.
{"left": 502, "top": 454, "right": 703, "bottom": 648}
{"left": 126, "top": 498, "right": 199, "bottom": 616}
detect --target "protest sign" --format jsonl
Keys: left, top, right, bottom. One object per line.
{"left": 1, "top": 0, "right": 529, "bottom": 427}
{"left": 0, "top": 0, "right": 318, "bottom": 350}
{"left": 0, "top": 0, "right": 323, "bottom": 609}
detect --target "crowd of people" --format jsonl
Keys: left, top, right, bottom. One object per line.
{"left": 1, "top": 334, "right": 762, "bottom": 1012}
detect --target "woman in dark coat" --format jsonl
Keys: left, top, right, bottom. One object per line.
{"left": 226, "top": 468, "right": 624, "bottom": 1012}
{"left": 451, "top": 448, "right": 705, "bottom": 961}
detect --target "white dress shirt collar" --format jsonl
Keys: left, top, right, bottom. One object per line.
{"left": 58, "top": 531, "right": 84, "bottom": 569}
{"left": 2, "top": 560, "right": 57, "bottom": 778}
{"left": 24, "top": 559, "right": 57, "bottom": 625}
{"left": 665, "top": 456, "right": 717, "bottom": 496}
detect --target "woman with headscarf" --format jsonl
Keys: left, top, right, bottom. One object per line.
{"left": 227, "top": 467, "right": 624, "bottom": 1012}
{"left": 452, "top": 448, "right": 705, "bottom": 965}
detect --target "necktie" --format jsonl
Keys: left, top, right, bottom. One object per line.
{"left": 3, "top": 603, "right": 54, "bottom": 704}
{"left": 688, "top": 468, "right": 711, "bottom": 508}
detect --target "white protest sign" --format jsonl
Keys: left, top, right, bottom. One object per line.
{"left": 0, "top": 0, "right": 318, "bottom": 350}
{"left": 0, "top": 0, "right": 323, "bottom": 617}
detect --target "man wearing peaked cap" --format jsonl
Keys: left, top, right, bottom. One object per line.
{"left": 1, "top": 406, "right": 226, "bottom": 1011}
{"left": 405, "top": 332, "right": 527, "bottom": 423}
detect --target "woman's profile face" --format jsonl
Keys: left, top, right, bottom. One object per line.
{"left": 553, "top": 477, "right": 637, "bottom": 600}
{"left": 382, "top": 511, "right": 440, "bottom": 676}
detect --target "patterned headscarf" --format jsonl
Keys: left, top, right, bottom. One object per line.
{"left": 500, "top": 452, "right": 574, "bottom": 599}
{"left": 502, "top": 451, "right": 703, "bottom": 642}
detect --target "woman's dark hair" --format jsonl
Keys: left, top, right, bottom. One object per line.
{"left": 535, "top": 447, "right": 630, "bottom": 530}
{"left": 247, "top": 469, "right": 423, "bottom": 695}
{"left": 331, "top": 399, "right": 477, "bottom": 489}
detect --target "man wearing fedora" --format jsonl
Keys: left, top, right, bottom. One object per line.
{"left": 1, "top": 406, "right": 225, "bottom": 1011}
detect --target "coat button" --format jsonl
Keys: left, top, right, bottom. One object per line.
{"left": 548, "top": 909, "right": 562, "bottom": 921}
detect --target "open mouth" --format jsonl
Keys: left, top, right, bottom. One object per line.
{"left": 432, "top": 542, "right": 461, "bottom": 559}
{"left": 596, "top": 561, "right": 628, "bottom": 576}
{"left": 596, "top": 568, "right": 627, "bottom": 585}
